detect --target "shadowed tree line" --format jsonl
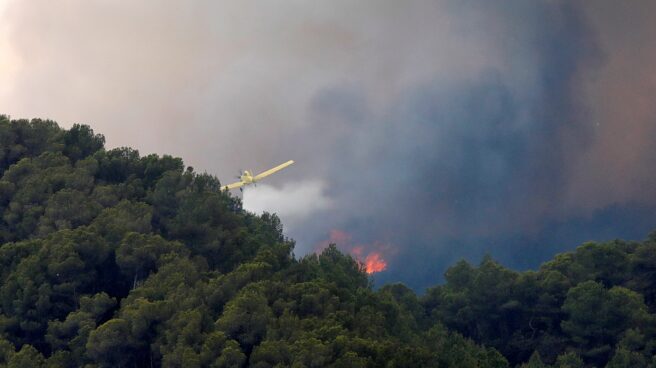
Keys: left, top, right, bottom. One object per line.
{"left": 0, "top": 115, "right": 654, "bottom": 367}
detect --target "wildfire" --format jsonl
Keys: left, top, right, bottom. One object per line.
{"left": 364, "top": 252, "right": 387, "bottom": 274}
{"left": 315, "top": 229, "right": 390, "bottom": 275}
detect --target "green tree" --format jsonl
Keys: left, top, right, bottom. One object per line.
{"left": 520, "top": 351, "right": 546, "bottom": 368}
{"left": 605, "top": 348, "right": 647, "bottom": 368}
{"left": 562, "top": 281, "right": 649, "bottom": 364}
{"left": 214, "top": 340, "right": 246, "bottom": 368}
{"left": 0, "top": 336, "right": 14, "bottom": 365}
{"left": 554, "top": 352, "right": 584, "bottom": 368}
{"left": 116, "top": 232, "right": 186, "bottom": 288}
{"left": 90, "top": 200, "right": 153, "bottom": 242}
{"left": 216, "top": 287, "right": 273, "bottom": 350}
{"left": 7, "top": 344, "right": 46, "bottom": 368}
{"left": 86, "top": 319, "right": 135, "bottom": 367}
{"left": 62, "top": 124, "right": 105, "bottom": 163}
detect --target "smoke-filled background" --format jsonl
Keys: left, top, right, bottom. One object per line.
{"left": 2, "top": 1, "right": 656, "bottom": 290}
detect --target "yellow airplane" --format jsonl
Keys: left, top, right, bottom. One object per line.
{"left": 222, "top": 160, "right": 295, "bottom": 191}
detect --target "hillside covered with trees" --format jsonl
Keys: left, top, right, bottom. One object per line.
{"left": 0, "top": 116, "right": 655, "bottom": 367}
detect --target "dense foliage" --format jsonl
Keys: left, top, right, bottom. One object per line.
{"left": 425, "top": 241, "right": 656, "bottom": 368}
{"left": 0, "top": 115, "right": 654, "bottom": 367}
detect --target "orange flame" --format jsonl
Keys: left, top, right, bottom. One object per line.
{"left": 315, "top": 229, "right": 391, "bottom": 275}
{"left": 364, "top": 252, "right": 387, "bottom": 274}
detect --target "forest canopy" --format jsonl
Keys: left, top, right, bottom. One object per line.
{"left": 0, "top": 115, "right": 655, "bottom": 367}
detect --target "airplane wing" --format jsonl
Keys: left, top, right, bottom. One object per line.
{"left": 222, "top": 181, "right": 245, "bottom": 191}
{"left": 254, "top": 160, "right": 294, "bottom": 181}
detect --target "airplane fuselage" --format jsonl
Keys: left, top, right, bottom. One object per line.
{"left": 222, "top": 161, "right": 293, "bottom": 191}
{"left": 240, "top": 171, "right": 254, "bottom": 184}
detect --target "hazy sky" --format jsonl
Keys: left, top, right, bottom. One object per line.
{"left": 2, "top": 1, "right": 656, "bottom": 290}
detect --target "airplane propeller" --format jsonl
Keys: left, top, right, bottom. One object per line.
{"left": 222, "top": 160, "right": 294, "bottom": 192}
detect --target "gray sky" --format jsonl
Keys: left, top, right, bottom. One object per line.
{"left": 2, "top": 0, "right": 656, "bottom": 290}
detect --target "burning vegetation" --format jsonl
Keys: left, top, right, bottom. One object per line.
{"left": 317, "top": 229, "right": 389, "bottom": 274}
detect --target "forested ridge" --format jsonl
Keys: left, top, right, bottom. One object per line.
{"left": 0, "top": 115, "right": 654, "bottom": 368}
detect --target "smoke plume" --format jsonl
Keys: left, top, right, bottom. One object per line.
{"left": 2, "top": 0, "right": 656, "bottom": 290}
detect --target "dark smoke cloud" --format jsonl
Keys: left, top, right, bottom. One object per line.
{"left": 2, "top": 1, "right": 656, "bottom": 290}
